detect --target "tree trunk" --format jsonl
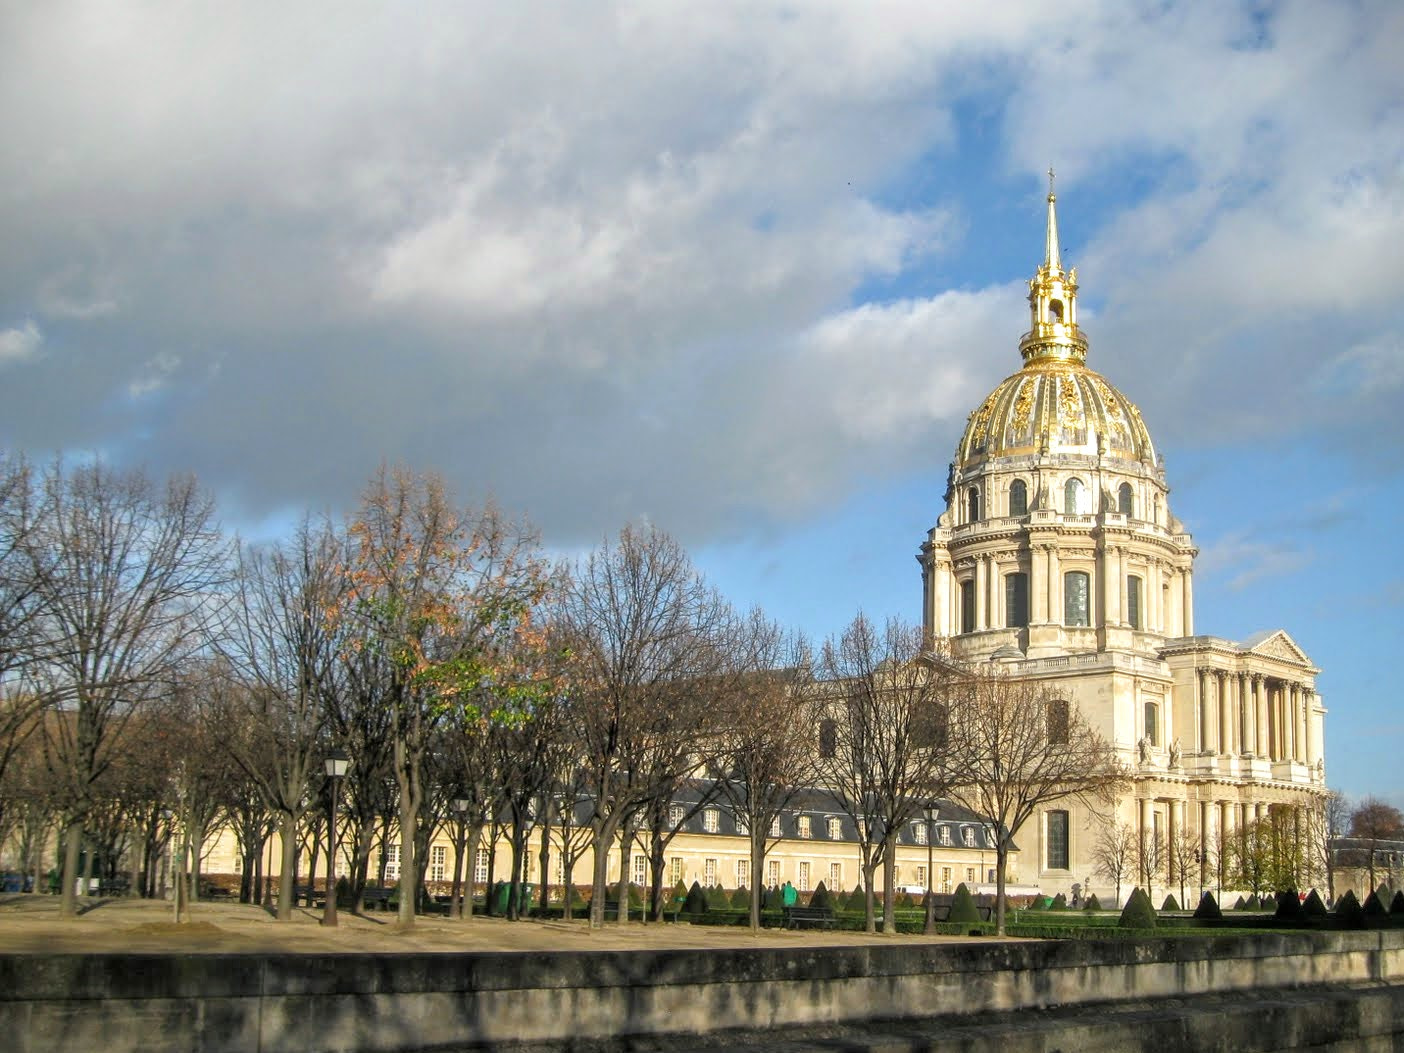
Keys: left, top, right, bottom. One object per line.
{"left": 277, "top": 812, "right": 298, "bottom": 921}
{"left": 994, "top": 840, "right": 1009, "bottom": 935}
{"left": 59, "top": 820, "right": 82, "bottom": 917}
{"left": 861, "top": 860, "right": 877, "bottom": 933}
{"left": 750, "top": 834, "right": 766, "bottom": 932}
{"left": 538, "top": 811, "right": 552, "bottom": 918}
{"left": 881, "top": 839, "right": 897, "bottom": 935}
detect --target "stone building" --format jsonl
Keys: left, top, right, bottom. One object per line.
{"left": 918, "top": 178, "right": 1328, "bottom": 905}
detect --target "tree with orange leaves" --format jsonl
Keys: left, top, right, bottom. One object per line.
{"left": 342, "top": 466, "right": 550, "bottom": 928}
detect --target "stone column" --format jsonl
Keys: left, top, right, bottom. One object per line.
{"left": 1286, "top": 683, "right": 1298, "bottom": 762}
{"left": 975, "top": 556, "right": 987, "bottom": 631}
{"left": 1182, "top": 567, "right": 1194, "bottom": 636}
{"left": 1032, "top": 544, "right": 1047, "bottom": 624}
{"left": 1201, "top": 669, "right": 1216, "bottom": 754}
{"left": 1296, "top": 687, "right": 1308, "bottom": 763}
{"left": 1218, "top": 671, "right": 1231, "bottom": 757}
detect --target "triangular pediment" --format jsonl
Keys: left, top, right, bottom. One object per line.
{"left": 1241, "top": 629, "right": 1313, "bottom": 667}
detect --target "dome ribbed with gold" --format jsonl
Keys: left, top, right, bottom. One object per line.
{"left": 955, "top": 172, "right": 1157, "bottom": 467}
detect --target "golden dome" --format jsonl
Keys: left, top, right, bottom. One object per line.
{"left": 956, "top": 172, "right": 1156, "bottom": 467}
{"left": 956, "top": 360, "right": 1156, "bottom": 465}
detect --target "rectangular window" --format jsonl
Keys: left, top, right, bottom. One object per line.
{"left": 914, "top": 821, "right": 928, "bottom": 845}
{"left": 385, "top": 844, "right": 400, "bottom": 882}
{"left": 1144, "top": 700, "right": 1159, "bottom": 746}
{"left": 960, "top": 580, "right": 976, "bottom": 634}
{"left": 1005, "top": 572, "right": 1030, "bottom": 628}
{"left": 767, "top": 859, "right": 780, "bottom": 886}
{"left": 941, "top": 867, "right": 952, "bottom": 894}
{"left": 556, "top": 858, "right": 565, "bottom": 885}
{"left": 1047, "top": 810, "right": 1070, "bottom": 870}
{"left": 1064, "top": 571, "right": 1090, "bottom": 626}
{"left": 704, "top": 858, "right": 717, "bottom": 886}
{"left": 669, "top": 804, "right": 685, "bottom": 827}
{"left": 736, "top": 816, "right": 749, "bottom": 836}
{"left": 670, "top": 857, "right": 683, "bottom": 885}
{"left": 703, "top": 808, "right": 719, "bottom": 833}
{"left": 915, "top": 865, "right": 927, "bottom": 888}
{"left": 939, "top": 825, "right": 952, "bottom": 846}
{"left": 797, "top": 816, "right": 811, "bottom": 839}
{"left": 632, "top": 853, "right": 646, "bottom": 886}
{"left": 1127, "top": 575, "right": 1143, "bottom": 630}
{"left": 827, "top": 816, "right": 842, "bottom": 840}
{"left": 737, "top": 858, "right": 749, "bottom": 888}
{"left": 770, "top": 816, "right": 782, "bottom": 837}
{"left": 829, "top": 862, "right": 842, "bottom": 889}
{"left": 430, "top": 845, "right": 446, "bottom": 882}
{"left": 474, "top": 848, "right": 488, "bottom": 884}
{"left": 966, "top": 867, "right": 975, "bottom": 884}
{"left": 798, "top": 862, "right": 811, "bottom": 892}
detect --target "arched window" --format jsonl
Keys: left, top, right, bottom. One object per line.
{"left": 1118, "top": 482, "right": 1134, "bottom": 517}
{"left": 1047, "top": 810, "right": 1070, "bottom": 870}
{"left": 1005, "top": 572, "right": 1029, "bottom": 628}
{"left": 1143, "top": 700, "right": 1160, "bottom": 746}
{"left": 1049, "top": 299, "right": 1064, "bottom": 323}
{"left": 1063, "top": 571, "right": 1090, "bottom": 626}
{"left": 967, "top": 487, "right": 981, "bottom": 522}
{"left": 1009, "top": 479, "right": 1028, "bottom": 517}
{"left": 818, "top": 720, "right": 837, "bottom": 759}
{"left": 1064, "top": 477, "right": 1084, "bottom": 515}
{"left": 1047, "top": 700, "right": 1070, "bottom": 744}
{"left": 1127, "top": 575, "right": 1143, "bottom": 630}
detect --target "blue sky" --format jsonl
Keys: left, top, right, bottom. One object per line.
{"left": 1, "top": 2, "right": 1400, "bottom": 804}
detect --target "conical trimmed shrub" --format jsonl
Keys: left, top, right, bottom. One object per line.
{"left": 809, "top": 881, "right": 831, "bottom": 911}
{"left": 1050, "top": 892, "right": 1068, "bottom": 911}
{"left": 1161, "top": 894, "right": 1181, "bottom": 912}
{"left": 762, "top": 885, "right": 782, "bottom": 910}
{"left": 1084, "top": 893, "right": 1102, "bottom": 911}
{"left": 948, "top": 882, "right": 981, "bottom": 923}
{"left": 1302, "top": 889, "right": 1328, "bottom": 918}
{"left": 1193, "top": 891, "right": 1222, "bottom": 919}
{"left": 1026, "top": 895, "right": 1044, "bottom": 911}
{"left": 706, "top": 885, "right": 730, "bottom": 910}
{"left": 895, "top": 891, "right": 915, "bottom": 910}
{"left": 1335, "top": 889, "right": 1364, "bottom": 926}
{"left": 1244, "top": 894, "right": 1261, "bottom": 910}
{"left": 730, "top": 886, "right": 750, "bottom": 909}
{"left": 1118, "top": 887, "right": 1157, "bottom": 929}
{"left": 1233, "top": 895, "right": 1248, "bottom": 911}
{"left": 683, "top": 880, "right": 708, "bottom": 915}
{"left": 1363, "top": 889, "right": 1388, "bottom": 918}
{"left": 1275, "top": 890, "right": 1302, "bottom": 920}
{"left": 671, "top": 879, "right": 688, "bottom": 905}
{"left": 1390, "top": 890, "right": 1404, "bottom": 915}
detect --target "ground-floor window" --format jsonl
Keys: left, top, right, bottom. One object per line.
{"left": 670, "top": 857, "right": 683, "bottom": 885}
{"left": 385, "top": 844, "right": 401, "bottom": 882}
{"left": 430, "top": 844, "right": 446, "bottom": 881}
{"left": 829, "top": 862, "right": 843, "bottom": 889}
{"left": 767, "top": 859, "right": 780, "bottom": 887}
{"left": 941, "top": 867, "right": 952, "bottom": 894}
{"left": 1047, "top": 810, "right": 1070, "bottom": 870}
{"left": 798, "top": 862, "right": 810, "bottom": 891}
{"left": 965, "top": 866, "right": 975, "bottom": 885}
{"left": 737, "top": 858, "right": 749, "bottom": 888}
{"left": 915, "top": 865, "right": 927, "bottom": 888}
{"left": 632, "top": 853, "right": 647, "bottom": 886}
{"left": 474, "top": 848, "right": 488, "bottom": 884}
{"left": 704, "top": 858, "right": 717, "bottom": 886}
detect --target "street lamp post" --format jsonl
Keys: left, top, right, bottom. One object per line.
{"left": 321, "top": 747, "right": 351, "bottom": 927}
{"left": 924, "top": 801, "right": 940, "bottom": 935}
{"left": 452, "top": 797, "right": 469, "bottom": 920}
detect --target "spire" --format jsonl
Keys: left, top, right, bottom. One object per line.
{"left": 1044, "top": 167, "right": 1061, "bottom": 272}
{"left": 1019, "top": 172, "right": 1087, "bottom": 367}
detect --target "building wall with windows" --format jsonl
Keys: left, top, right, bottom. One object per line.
{"left": 917, "top": 182, "right": 1327, "bottom": 906}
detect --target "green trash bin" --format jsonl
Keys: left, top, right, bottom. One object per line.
{"left": 493, "top": 881, "right": 535, "bottom": 913}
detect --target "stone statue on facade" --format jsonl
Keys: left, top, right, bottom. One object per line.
{"left": 1138, "top": 736, "right": 1151, "bottom": 765}
{"left": 1169, "top": 738, "right": 1182, "bottom": 768}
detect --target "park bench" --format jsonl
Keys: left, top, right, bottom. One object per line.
{"left": 294, "top": 884, "right": 325, "bottom": 908}
{"left": 360, "top": 887, "right": 394, "bottom": 910}
{"left": 782, "top": 905, "right": 836, "bottom": 930}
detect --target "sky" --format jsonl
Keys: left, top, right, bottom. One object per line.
{"left": 1, "top": 2, "right": 1401, "bottom": 804}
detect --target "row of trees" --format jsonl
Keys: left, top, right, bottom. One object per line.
{"left": 0, "top": 453, "right": 1127, "bottom": 936}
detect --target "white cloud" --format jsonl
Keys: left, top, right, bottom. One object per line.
{"left": 1195, "top": 529, "right": 1313, "bottom": 592}
{"left": 0, "top": 322, "right": 41, "bottom": 363}
{"left": 126, "top": 353, "right": 181, "bottom": 399}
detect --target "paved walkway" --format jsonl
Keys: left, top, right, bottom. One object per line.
{"left": 0, "top": 893, "right": 993, "bottom": 954}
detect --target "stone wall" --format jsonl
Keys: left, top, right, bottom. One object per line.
{"left": 3, "top": 931, "right": 1404, "bottom": 1052}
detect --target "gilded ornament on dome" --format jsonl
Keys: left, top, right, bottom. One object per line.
{"left": 1094, "top": 379, "right": 1123, "bottom": 418}
{"left": 1058, "top": 375, "right": 1084, "bottom": 427}
{"left": 1012, "top": 380, "right": 1035, "bottom": 434}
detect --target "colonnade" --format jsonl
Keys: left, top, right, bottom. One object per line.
{"left": 1193, "top": 668, "right": 1315, "bottom": 763}
{"left": 1138, "top": 795, "right": 1309, "bottom": 887}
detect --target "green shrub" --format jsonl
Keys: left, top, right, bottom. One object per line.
{"left": 895, "top": 891, "right": 914, "bottom": 910}
{"left": 1275, "top": 890, "right": 1302, "bottom": 920}
{"left": 762, "top": 885, "right": 782, "bottom": 910}
{"left": 730, "top": 886, "right": 750, "bottom": 910}
{"left": 1161, "top": 894, "right": 1181, "bottom": 912}
{"left": 1083, "top": 893, "right": 1102, "bottom": 911}
{"left": 1026, "top": 896, "right": 1044, "bottom": 911}
{"left": 1244, "top": 894, "right": 1261, "bottom": 910}
{"left": 671, "top": 879, "right": 688, "bottom": 904}
{"left": 683, "top": 880, "right": 708, "bottom": 915}
{"left": 809, "top": 881, "right": 832, "bottom": 911}
{"left": 1050, "top": 892, "right": 1068, "bottom": 911}
{"left": 1334, "top": 889, "right": 1364, "bottom": 927}
{"left": 1193, "top": 891, "right": 1222, "bottom": 919}
{"left": 1302, "top": 889, "right": 1328, "bottom": 918}
{"left": 1232, "top": 895, "right": 1247, "bottom": 911}
{"left": 948, "top": 882, "right": 981, "bottom": 923}
{"left": 1363, "top": 889, "right": 1388, "bottom": 918}
{"left": 1118, "top": 887, "right": 1156, "bottom": 929}
{"left": 848, "top": 883, "right": 866, "bottom": 910}
{"left": 706, "top": 885, "right": 730, "bottom": 910}
{"left": 1390, "top": 890, "right": 1404, "bottom": 915}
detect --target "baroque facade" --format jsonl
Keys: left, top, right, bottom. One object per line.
{"left": 919, "top": 178, "right": 1327, "bottom": 904}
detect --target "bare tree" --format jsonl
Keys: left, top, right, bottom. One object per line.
{"left": 1168, "top": 823, "right": 1201, "bottom": 908}
{"left": 555, "top": 524, "right": 733, "bottom": 929}
{"left": 818, "top": 614, "right": 955, "bottom": 934}
{"left": 1090, "top": 818, "right": 1136, "bottom": 907}
{"left": 1135, "top": 818, "right": 1166, "bottom": 900}
{"left": 710, "top": 612, "right": 816, "bottom": 930}
{"left": 26, "top": 462, "right": 227, "bottom": 916}
{"left": 217, "top": 518, "right": 344, "bottom": 920}
{"left": 945, "top": 662, "right": 1127, "bottom": 934}
{"left": 1320, "top": 790, "right": 1349, "bottom": 901}
{"left": 1349, "top": 797, "right": 1404, "bottom": 891}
